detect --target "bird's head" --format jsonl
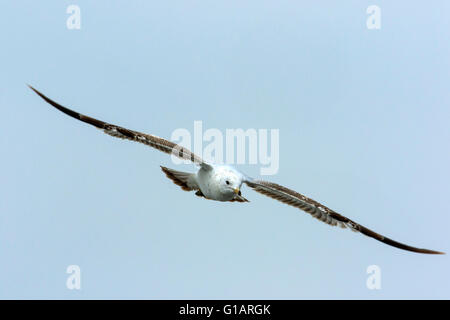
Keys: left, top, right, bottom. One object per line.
{"left": 215, "top": 166, "right": 244, "bottom": 198}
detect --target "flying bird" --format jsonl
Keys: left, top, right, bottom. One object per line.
{"left": 28, "top": 85, "right": 444, "bottom": 255}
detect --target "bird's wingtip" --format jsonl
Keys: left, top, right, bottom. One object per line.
{"left": 27, "top": 84, "right": 39, "bottom": 94}
{"left": 421, "top": 249, "right": 445, "bottom": 255}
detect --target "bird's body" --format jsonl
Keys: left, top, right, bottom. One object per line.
{"left": 160, "top": 164, "right": 248, "bottom": 202}
{"left": 27, "top": 85, "right": 445, "bottom": 255}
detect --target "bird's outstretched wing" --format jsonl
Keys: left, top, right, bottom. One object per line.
{"left": 28, "top": 85, "right": 212, "bottom": 170}
{"left": 245, "top": 179, "right": 444, "bottom": 254}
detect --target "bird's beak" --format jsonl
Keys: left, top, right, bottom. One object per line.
{"left": 233, "top": 188, "right": 240, "bottom": 194}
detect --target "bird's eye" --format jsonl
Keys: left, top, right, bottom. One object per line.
{"left": 225, "top": 180, "right": 230, "bottom": 185}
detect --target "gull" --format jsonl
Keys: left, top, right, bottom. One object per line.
{"left": 28, "top": 85, "right": 444, "bottom": 255}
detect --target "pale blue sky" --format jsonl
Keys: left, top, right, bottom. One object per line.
{"left": 1, "top": 1, "right": 449, "bottom": 299}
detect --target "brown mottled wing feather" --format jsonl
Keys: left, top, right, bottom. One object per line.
{"left": 245, "top": 179, "right": 444, "bottom": 254}
{"left": 28, "top": 85, "right": 210, "bottom": 168}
